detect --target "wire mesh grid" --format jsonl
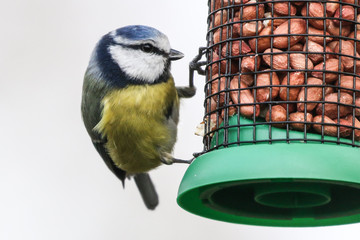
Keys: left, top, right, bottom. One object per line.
{"left": 203, "top": 0, "right": 360, "bottom": 152}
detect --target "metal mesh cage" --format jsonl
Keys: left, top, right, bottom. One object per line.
{"left": 203, "top": 0, "right": 360, "bottom": 152}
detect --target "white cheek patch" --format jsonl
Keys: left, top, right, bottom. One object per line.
{"left": 109, "top": 45, "right": 166, "bottom": 83}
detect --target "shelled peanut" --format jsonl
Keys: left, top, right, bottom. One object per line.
{"left": 199, "top": 0, "right": 360, "bottom": 140}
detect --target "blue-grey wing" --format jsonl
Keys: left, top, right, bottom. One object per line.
{"left": 81, "top": 72, "right": 127, "bottom": 184}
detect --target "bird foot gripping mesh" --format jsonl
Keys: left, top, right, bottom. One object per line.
{"left": 200, "top": 0, "right": 360, "bottom": 150}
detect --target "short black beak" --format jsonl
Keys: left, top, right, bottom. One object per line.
{"left": 169, "top": 49, "right": 184, "bottom": 61}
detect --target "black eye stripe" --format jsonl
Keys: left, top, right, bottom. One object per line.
{"left": 114, "top": 42, "right": 168, "bottom": 57}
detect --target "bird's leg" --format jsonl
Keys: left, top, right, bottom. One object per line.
{"left": 160, "top": 152, "right": 194, "bottom": 165}
{"left": 172, "top": 157, "right": 194, "bottom": 164}
{"left": 169, "top": 48, "right": 208, "bottom": 164}
{"left": 176, "top": 47, "right": 207, "bottom": 99}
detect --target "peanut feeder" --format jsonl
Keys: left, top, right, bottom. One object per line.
{"left": 177, "top": 0, "right": 360, "bottom": 227}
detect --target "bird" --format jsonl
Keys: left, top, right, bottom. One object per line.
{"left": 81, "top": 25, "right": 196, "bottom": 210}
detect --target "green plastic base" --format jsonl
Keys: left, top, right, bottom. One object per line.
{"left": 177, "top": 117, "right": 360, "bottom": 227}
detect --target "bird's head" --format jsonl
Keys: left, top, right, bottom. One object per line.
{"left": 88, "top": 25, "right": 184, "bottom": 87}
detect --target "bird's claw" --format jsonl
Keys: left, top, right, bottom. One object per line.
{"left": 160, "top": 152, "right": 194, "bottom": 165}
{"left": 192, "top": 152, "right": 204, "bottom": 158}
{"left": 189, "top": 47, "right": 207, "bottom": 76}
{"left": 188, "top": 47, "right": 207, "bottom": 90}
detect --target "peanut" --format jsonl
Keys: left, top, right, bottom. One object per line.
{"left": 289, "top": 112, "right": 313, "bottom": 131}
{"left": 303, "top": 40, "right": 333, "bottom": 64}
{"left": 206, "top": 96, "right": 220, "bottom": 113}
{"left": 248, "top": 26, "right": 272, "bottom": 53}
{"left": 326, "top": 0, "right": 339, "bottom": 17}
{"left": 333, "top": 5, "right": 355, "bottom": 26}
{"left": 221, "top": 40, "right": 251, "bottom": 57}
{"left": 221, "top": 102, "right": 237, "bottom": 118}
{"left": 290, "top": 53, "right": 314, "bottom": 70}
{"left": 315, "top": 92, "right": 353, "bottom": 119}
{"left": 213, "top": 27, "right": 228, "bottom": 45}
{"left": 356, "top": 97, "right": 360, "bottom": 116}
{"left": 279, "top": 103, "right": 297, "bottom": 114}
{"left": 333, "top": 40, "right": 357, "bottom": 70}
{"left": 266, "top": 105, "right": 287, "bottom": 128}
{"left": 313, "top": 115, "right": 338, "bottom": 136}
{"left": 213, "top": 26, "right": 239, "bottom": 47}
{"left": 265, "top": 0, "right": 297, "bottom": 16}
{"left": 230, "top": 78, "right": 260, "bottom": 118}
{"left": 290, "top": 43, "right": 304, "bottom": 52}
{"left": 213, "top": 18, "right": 243, "bottom": 44}
{"left": 240, "top": 21, "right": 264, "bottom": 37}
{"left": 325, "top": 86, "right": 335, "bottom": 95}
{"left": 209, "top": 51, "right": 239, "bottom": 75}
{"left": 327, "top": 40, "right": 339, "bottom": 52}
{"left": 337, "top": 75, "right": 360, "bottom": 97}
{"left": 211, "top": 74, "right": 228, "bottom": 104}
{"left": 212, "top": 9, "right": 228, "bottom": 28}
{"left": 279, "top": 72, "right": 305, "bottom": 101}
{"left": 333, "top": 118, "right": 353, "bottom": 137}
{"left": 262, "top": 48, "right": 288, "bottom": 70}
{"left": 211, "top": 0, "right": 249, "bottom": 11}
{"left": 239, "top": 72, "right": 255, "bottom": 86}
{"left": 238, "top": 1, "right": 265, "bottom": 21}
{"left": 209, "top": 51, "right": 221, "bottom": 75}
{"left": 344, "top": 115, "right": 360, "bottom": 140}
{"left": 297, "top": 77, "right": 324, "bottom": 112}
{"left": 347, "top": 31, "right": 360, "bottom": 53}
{"left": 254, "top": 70, "right": 280, "bottom": 102}
{"left": 241, "top": 54, "right": 261, "bottom": 72}
{"left": 326, "top": 20, "right": 351, "bottom": 37}
{"left": 301, "top": 2, "right": 327, "bottom": 30}
{"left": 308, "top": 27, "right": 333, "bottom": 45}
{"left": 263, "top": 12, "right": 287, "bottom": 27}
{"left": 312, "top": 59, "right": 344, "bottom": 83}
{"left": 273, "top": 19, "right": 306, "bottom": 49}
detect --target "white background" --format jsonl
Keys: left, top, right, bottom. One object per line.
{"left": 1, "top": 0, "right": 360, "bottom": 239}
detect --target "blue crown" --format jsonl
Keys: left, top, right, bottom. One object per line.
{"left": 114, "top": 25, "right": 163, "bottom": 41}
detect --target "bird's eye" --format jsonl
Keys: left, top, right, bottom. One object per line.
{"left": 141, "top": 43, "right": 154, "bottom": 53}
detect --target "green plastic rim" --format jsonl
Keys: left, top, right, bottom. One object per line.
{"left": 177, "top": 116, "right": 360, "bottom": 227}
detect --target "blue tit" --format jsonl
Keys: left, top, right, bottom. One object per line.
{"left": 81, "top": 25, "right": 196, "bottom": 210}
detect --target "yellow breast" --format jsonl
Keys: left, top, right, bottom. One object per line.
{"left": 94, "top": 78, "right": 179, "bottom": 174}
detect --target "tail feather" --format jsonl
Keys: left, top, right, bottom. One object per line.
{"left": 134, "top": 173, "right": 159, "bottom": 210}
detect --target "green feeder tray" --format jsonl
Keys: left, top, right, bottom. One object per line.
{"left": 177, "top": 116, "right": 360, "bottom": 227}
